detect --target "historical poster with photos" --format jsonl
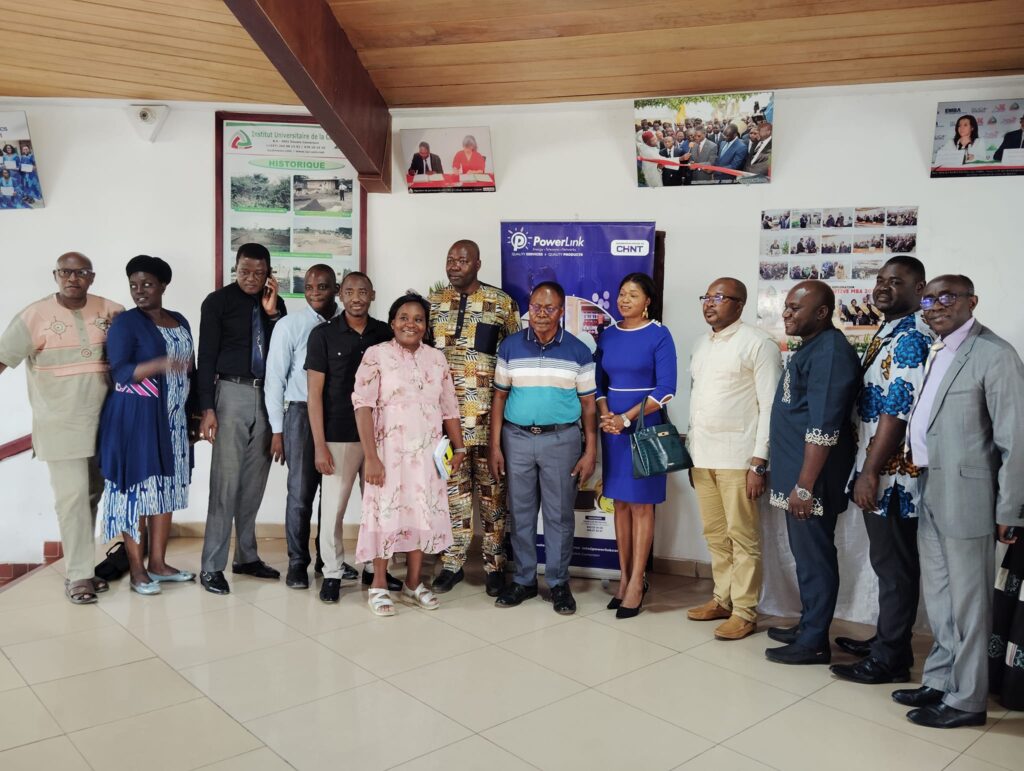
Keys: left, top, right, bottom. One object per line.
{"left": 756, "top": 205, "right": 919, "bottom": 359}
{"left": 400, "top": 126, "right": 495, "bottom": 193}
{"left": 931, "top": 98, "right": 1024, "bottom": 178}
{"left": 0, "top": 111, "right": 43, "bottom": 209}
{"left": 634, "top": 92, "right": 773, "bottom": 187}
{"left": 217, "top": 113, "right": 361, "bottom": 299}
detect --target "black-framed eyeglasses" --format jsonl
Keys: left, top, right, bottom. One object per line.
{"left": 699, "top": 294, "right": 741, "bottom": 305}
{"left": 54, "top": 268, "right": 94, "bottom": 279}
{"left": 920, "top": 292, "right": 972, "bottom": 310}
{"left": 528, "top": 303, "right": 561, "bottom": 316}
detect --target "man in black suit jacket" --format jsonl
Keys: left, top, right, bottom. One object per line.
{"left": 993, "top": 116, "right": 1024, "bottom": 162}
{"left": 409, "top": 142, "right": 444, "bottom": 175}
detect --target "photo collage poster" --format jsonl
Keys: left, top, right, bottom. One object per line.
{"left": 756, "top": 206, "right": 919, "bottom": 359}
{"left": 0, "top": 111, "right": 43, "bottom": 209}
{"left": 221, "top": 118, "right": 359, "bottom": 299}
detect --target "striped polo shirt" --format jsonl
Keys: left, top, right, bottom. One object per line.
{"left": 494, "top": 327, "right": 596, "bottom": 426}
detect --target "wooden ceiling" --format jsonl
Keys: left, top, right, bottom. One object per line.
{"left": 0, "top": 0, "right": 1021, "bottom": 107}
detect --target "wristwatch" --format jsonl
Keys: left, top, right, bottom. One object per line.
{"left": 749, "top": 463, "right": 767, "bottom": 476}
{"left": 794, "top": 485, "right": 813, "bottom": 501}
{"left": 620, "top": 414, "right": 631, "bottom": 428}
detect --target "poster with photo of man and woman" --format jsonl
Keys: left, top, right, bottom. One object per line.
{"left": 757, "top": 205, "right": 919, "bottom": 359}
{"left": 0, "top": 111, "right": 43, "bottom": 209}
{"left": 931, "top": 98, "right": 1024, "bottom": 178}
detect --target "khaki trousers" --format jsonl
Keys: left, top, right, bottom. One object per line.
{"left": 319, "top": 442, "right": 364, "bottom": 580}
{"left": 46, "top": 456, "right": 103, "bottom": 582}
{"left": 692, "top": 468, "right": 761, "bottom": 622}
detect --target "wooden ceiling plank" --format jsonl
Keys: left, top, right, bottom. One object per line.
{"left": 60, "top": 0, "right": 242, "bottom": 26}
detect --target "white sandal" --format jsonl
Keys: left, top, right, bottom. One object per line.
{"left": 402, "top": 582, "right": 440, "bottom": 610}
{"left": 367, "top": 588, "right": 396, "bottom": 617}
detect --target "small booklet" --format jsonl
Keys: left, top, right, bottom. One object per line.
{"left": 433, "top": 437, "right": 454, "bottom": 480}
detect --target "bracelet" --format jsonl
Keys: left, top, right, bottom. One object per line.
{"left": 453, "top": 448, "right": 467, "bottom": 454}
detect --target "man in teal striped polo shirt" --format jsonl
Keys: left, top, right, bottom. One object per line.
{"left": 488, "top": 281, "right": 597, "bottom": 615}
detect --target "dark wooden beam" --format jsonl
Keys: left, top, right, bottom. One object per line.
{"left": 224, "top": 0, "right": 391, "bottom": 192}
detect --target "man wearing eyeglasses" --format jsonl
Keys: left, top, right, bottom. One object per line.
{"left": 687, "top": 279, "right": 781, "bottom": 640}
{"left": 428, "top": 239, "right": 521, "bottom": 596}
{"left": 894, "top": 274, "right": 1024, "bottom": 729}
{"left": 0, "top": 253, "right": 123, "bottom": 605}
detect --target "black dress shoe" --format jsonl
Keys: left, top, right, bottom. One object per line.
{"left": 200, "top": 571, "right": 230, "bottom": 595}
{"left": 341, "top": 563, "right": 359, "bottom": 581}
{"left": 361, "top": 569, "right": 402, "bottom": 592}
{"left": 286, "top": 566, "right": 309, "bottom": 589}
{"left": 319, "top": 578, "right": 341, "bottom": 603}
{"left": 495, "top": 582, "right": 539, "bottom": 608}
{"left": 314, "top": 557, "right": 324, "bottom": 576}
{"left": 485, "top": 571, "right": 505, "bottom": 597}
{"left": 765, "top": 642, "right": 831, "bottom": 665}
{"left": 830, "top": 657, "right": 910, "bottom": 684}
{"left": 835, "top": 635, "right": 875, "bottom": 658}
{"left": 907, "top": 702, "right": 986, "bottom": 729}
{"left": 892, "top": 686, "right": 945, "bottom": 707}
{"left": 432, "top": 568, "right": 464, "bottom": 594}
{"left": 232, "top": 560, "right": 280, "bottom": 580}
{"left": 551, "top": 583, "right": 577, "bottom": 615}
{"left": 767, "top": 625, "right": 799, "bottom": 644}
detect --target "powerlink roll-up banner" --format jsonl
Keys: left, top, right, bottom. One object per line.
{"left": 500, "top": 221, "right": 656, "bottom": 578}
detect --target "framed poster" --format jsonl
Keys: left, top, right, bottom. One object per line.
{"left": 399, "top": 126, "right": 495, "bottom": 193}
{"left": 215, "top": 112, "right": 365, "bottom": 299}
{"left": 931, "top": 98, "right": 1024, "bottom": 178}
{"left": 0, "top": 111, "right": 44, "bottom": 209}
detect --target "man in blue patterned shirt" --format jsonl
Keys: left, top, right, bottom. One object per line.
{"left": 831, "top": 255, "right": 935, "bottom": 685}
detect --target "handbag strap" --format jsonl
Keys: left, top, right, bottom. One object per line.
{"left": 635, "top": 396, "right": 669, "bottom": 429}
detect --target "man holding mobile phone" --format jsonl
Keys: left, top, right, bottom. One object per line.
{"left": 197, "top": 243, "right": 287, "bottom": 595}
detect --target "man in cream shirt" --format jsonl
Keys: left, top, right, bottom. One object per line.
{"left": 687, "top": 278, "right": 782, "bottom": 639}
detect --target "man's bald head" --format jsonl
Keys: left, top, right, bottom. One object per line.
{"left": 449, "top": 239, "right": 480, "bottom": 262}
{"left": 782, "top": 280, "right": 835, "bottom": 339}
{"left": 56, "top": 252, "right": 92, "bottom": 271}
{"left": 794, "top": 279, "right": 835, "bottom": 313}
{"left": 927, "top": 274, "right": 974, "bottom": 296}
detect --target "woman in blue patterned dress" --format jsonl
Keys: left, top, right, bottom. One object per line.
{"left": 98, "top": 256, "right": 197, "bottom": 595}
{"left": 595, "top": 273, "right": 677, "bottom": 618}
{"left": 17, "top": 144, "right": 41, "bottom": 201}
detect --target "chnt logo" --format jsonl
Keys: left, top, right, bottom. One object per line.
{"left": 230, "top": 130, "right": 253, "bottom": 150}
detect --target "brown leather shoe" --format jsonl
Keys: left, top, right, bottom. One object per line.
{"left": 687, "top": 599, "right": 731, "bottom": 621}
{"left": 714, "top": 615, "right": 757, "bottom": 640}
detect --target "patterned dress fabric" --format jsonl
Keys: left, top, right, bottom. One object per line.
{"left": 990, "top": 541, "right": 1024, "bottom": 710}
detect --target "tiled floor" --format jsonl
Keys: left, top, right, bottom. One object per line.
{"left": 0, "top": 537, "right": 1020, "bottom": 771}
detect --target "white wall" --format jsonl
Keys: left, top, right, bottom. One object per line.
{"left": 2, "top": 76, "right": 1023, "bottom": 564}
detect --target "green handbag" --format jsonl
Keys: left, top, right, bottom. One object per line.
{"left": 630, "top": 397, "right": 693, "bottom": 478}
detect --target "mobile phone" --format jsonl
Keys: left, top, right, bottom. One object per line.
{"left": 1004, "top": 527, "right": 1017, "bottom": 540}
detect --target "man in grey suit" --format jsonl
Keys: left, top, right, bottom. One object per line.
{"left": 894, "top": 274, "right": 1024, "bottom": 728}
{"left": 690, "top": 128, "right": 719, "bottom": 183}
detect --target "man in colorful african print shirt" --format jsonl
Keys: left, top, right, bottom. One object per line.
{"left": 428, "top": 239, "right": 521, "bottom": 595}
{"left": 831, "top": 256, "right": 934, "bottom": 685}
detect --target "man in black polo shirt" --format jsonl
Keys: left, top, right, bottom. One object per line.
{"left": 197, "top": 243, "right": 287, "bottom": 594}
{"left": 306, "top": 271, "right": 393, "bottom": 603}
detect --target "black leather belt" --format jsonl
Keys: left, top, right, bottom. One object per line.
{"left": 219, "top": 375, "right": 264, "bottom": 388}
{"left": 507, "top": 421, "right": 577, "bottom": 435}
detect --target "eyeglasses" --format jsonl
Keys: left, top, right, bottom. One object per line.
{"left": 920, "top": 292, "right": 972, "bottom": 310}
{"left": 54, "top": 268, "right": 95, "bottom": 279}
{"left": 528, "top": 303, "right": 561, "bottom": 316}
{"left": 699, "top": 294, "right": 741, "bottom": 305}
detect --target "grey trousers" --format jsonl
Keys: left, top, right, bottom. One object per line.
{"left": 283, "top": 403, "right": 320, "bottom": 569}
{"left": 918, "top": 473, "right": 995, "bottom": 713}
{"left": 201, "top": 379, "right": 272, "bottom": 572}
{"left": 503, "top": 423, "right": 580, "bottom": 588}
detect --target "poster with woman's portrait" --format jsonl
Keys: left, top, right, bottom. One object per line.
{"left": 931, "top": 98, "right": 1024, "bottom": 178}
{"left": 399, "top": 126, "right": 495, "bottom": 193}
{"left": 0, "top": 111, "right": 44, "bottom": 209}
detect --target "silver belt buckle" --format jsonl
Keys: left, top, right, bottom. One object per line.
{"left": 529, "top": 426, "right": 543, "bottom": 435}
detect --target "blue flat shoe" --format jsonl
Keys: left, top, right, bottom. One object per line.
{"left": 148, "top": 570, "right": 196, "bottom": 583}
{"left": 130, "top": 580, "right": 162, "bottom": 595}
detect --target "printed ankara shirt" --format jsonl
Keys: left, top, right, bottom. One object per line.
{"left": 428, "top": 282, "right": 520, "bottom": 446}
{"left": 847, "top": 312, "right": 934, "bottom": 517}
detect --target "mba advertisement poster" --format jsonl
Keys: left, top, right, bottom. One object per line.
{"left": 500, "top": 221, "right": 656, "bottom": 577}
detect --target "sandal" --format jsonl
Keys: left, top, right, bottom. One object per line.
{"left": 367, "top": 587, "right": 396, "bottom": 617}
{"left": 65, "top": 578, "right": 98, "bottom": 605}
{"left": 401, "top": 582, "right": 439, "bottom": 610}
{"left": 91, "top": 577, "right": 110, "bottom": 593}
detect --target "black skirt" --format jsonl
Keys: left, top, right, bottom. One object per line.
{"left": 989, "top": 540, "right": 1024, "bottom": 710}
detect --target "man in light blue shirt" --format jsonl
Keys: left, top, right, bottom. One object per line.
{"left": 265, "top": 264, "right": 350, "bottom": 589}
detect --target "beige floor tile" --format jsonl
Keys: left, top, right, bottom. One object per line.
{"left": 388, "top": 646, "right": 584, "bottom": 731}
{"left": 70, "top": 697, "right": 261, "bottom": 771}
{"left": 598, "top": 652, "right": 800, "bottom": 742}
{"left": 0, "top": 569, "right": 70, "bottom": 611}
{"left": 963, "top": 711, "right": 1024, "bottom": 769}
{"left": 245, "top": 680, "right": 470, "bottom": 770}
{"left": 429, "top": 591, "right": 575, "bottom": 644}
{"left": 32, "top": 657, "right": 201, "bottom": 733}
{"left": 251, "top": 586, "right": 375, "bottom": 636}
{"left": 944, "top": 755, "right": 1015, "bottom": 771}
{"left": 392, "top": 735, "right": 536, "bottom": 770}
{"left": 424, "top": 571, "right": 488, "bottom": 603}
{"left": 483, "top": 689, "right": 712, "bottom": 771}
{"left": 127, "top": 603, "right": 303, "bottom": 669}
{"left": 0, "top": 736, "right": 91, "bottom": 770}
{"left": 181, "top": 638, "right": 376, "bottom": 722}
{"left": 500, "top": 616, "right": 675, "bottom": 686}
{"left": 674, "top": 745, "right": 774, "bottom": 770}
{"left": 0, "top": 600, "right": 117, "bottom": 647}
{"left": 2, "top": 624, "right": 153, "bottom": 684}
{"left": 810, "top": 678, "right": 1003, "bottom": 752}
{"left": 316, "top": 608, "right": 487, "bottom": 678}
{"left": 0, "top": 653, "right": 25, "bottom": 692}
{"left": 222, "top": 575, "right": 291, "bottom": 602}
{"left": 98, "top": 581, "right": 244, "bottom": 626}
{"left": 0, "top": 687, "right": 63, "bottom": 751}
{"left": 194, "top": 747, "right": 293, "bottom": 770}
{"left": 686, "top": 633, "right": 836, "bottom": 696}
{"left": 588, "top": 597, "right": 718, "bottom": 652}
{"left": 725, "top": 700, "right": 958, "bottom": 771}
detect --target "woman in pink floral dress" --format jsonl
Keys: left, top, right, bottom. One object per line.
{"left": 353, "top": 294, "right": 466, "bottom": 616}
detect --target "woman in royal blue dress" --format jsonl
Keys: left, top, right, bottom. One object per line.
{"left": 98, "top": 256, "right": 197, "bottom": 595}
{"left": 596, "top": 273, "right": 677, "bottom": 618}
